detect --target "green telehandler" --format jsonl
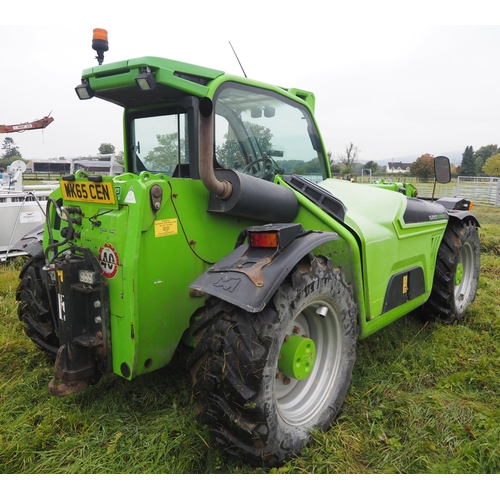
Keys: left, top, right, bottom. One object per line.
{"left": 14, "top": 29, "right": 480, "bottom": 467}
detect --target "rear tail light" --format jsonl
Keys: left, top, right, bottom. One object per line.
{"left": 249, "top": 231, "right": 279, "bottom": 248}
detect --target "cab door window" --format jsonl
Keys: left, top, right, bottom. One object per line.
{"left": 214, "top": 84, "right": 327, "bottom": 183}
{"left": 130, "top": 111, "right": 188, "bottom": 175}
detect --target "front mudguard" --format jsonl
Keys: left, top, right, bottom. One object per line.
{"left": 446, "top": 209, "right": 480, "bottom": 227}
{"left": 189, "top": 230, "right": 339, "bottom": 313}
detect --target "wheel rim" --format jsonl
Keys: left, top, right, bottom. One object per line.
{"left": 275, "top": 297, "right": 343, "bottom": 426}
{"left": 455, "top": 239, "right": 475, "bottom": 311}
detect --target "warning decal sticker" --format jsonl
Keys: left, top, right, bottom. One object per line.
{"left": 154, "top": 218, "right": 178, "bottom": 237}
{"left": 98, "top": 242, "right": 120, "bottom": 279}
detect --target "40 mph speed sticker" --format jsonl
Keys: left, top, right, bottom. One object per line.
{"left": 98, "top": 243, "right": 120, "bottom": 279}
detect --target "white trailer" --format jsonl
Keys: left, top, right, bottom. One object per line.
{"left": 0, "top": 161, "right": 57, "bottom": 261}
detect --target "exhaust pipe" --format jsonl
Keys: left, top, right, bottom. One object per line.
{"left": 199, "top": 97, "right": 232, "bottom": 200}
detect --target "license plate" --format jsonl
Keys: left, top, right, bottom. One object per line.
{"left": 60, "top": 180, "right": 116, "bottom": 205}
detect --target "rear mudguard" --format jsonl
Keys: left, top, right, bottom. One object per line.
{"left": 189, "top": 227, "right": 339, "bottom": 313}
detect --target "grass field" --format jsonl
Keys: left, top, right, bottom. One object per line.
{"left": 1, "top": 205, "right": 499, "bottom": 474}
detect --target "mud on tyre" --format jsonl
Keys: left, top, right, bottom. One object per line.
{"left": 187, "top": 255, "right": 358, "bottom": 467}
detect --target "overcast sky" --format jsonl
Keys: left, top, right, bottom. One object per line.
{"left": 2, "top": 4, "right": 498, "bottom": 165}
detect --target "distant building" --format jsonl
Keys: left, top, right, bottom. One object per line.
{"left": 70, "top": 160, "right": 123, "bottom": 174}
{"left": 29, "top": 159, "right": 123, "bottom": 175}
{"left": 386, "top": 162, "right": 411, "bottom": 173}
{"left": 29, "top": 160, "right": 71, "bottom": 174}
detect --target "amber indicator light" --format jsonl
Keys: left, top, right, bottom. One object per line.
{"left": 249, "top": 232, "right": 279, "bottom": 248}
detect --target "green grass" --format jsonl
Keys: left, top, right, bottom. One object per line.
{"left": 1, "top": 206, "right": 499, "bottom": 474}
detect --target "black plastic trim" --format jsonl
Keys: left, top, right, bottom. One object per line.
{"left": 382, "top": 267, "right": 425, "bottom": 313}
{"left": 282, "top": 175, "right": 346, "bottom": 222}
{"left": 403, "top": 197, "right": 448, "bottom": 224}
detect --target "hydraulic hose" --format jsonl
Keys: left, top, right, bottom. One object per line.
{"left": 44, "top": 197, "right": 75, "bottom": 264}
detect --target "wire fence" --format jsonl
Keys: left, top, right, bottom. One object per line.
{"left": 415, "top": 177, "right": 500, "bottom": 207}
{"left": 454, "top": 176, "right": 500, "bottom": 208}
{"left": 377, "top": 176, "right": 500, "bottom": 208}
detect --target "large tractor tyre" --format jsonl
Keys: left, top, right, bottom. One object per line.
{"left": 16, "top": 256, "right": 59, "bottom": 358}
{"left": 422, "top": 220, "right": 480, "bottom": 324}
{"left": 187, "top": 256, "right": 358, "bottom": 467}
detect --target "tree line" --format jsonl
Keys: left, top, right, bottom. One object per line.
{"left": 459, "top": 144, "right": 500, "bottom": 177}
{"left": 329, "top": 143, "right": 500, "bottom": 180}
{"left": 408, "top": 144, "right": 500, "bottom": 180}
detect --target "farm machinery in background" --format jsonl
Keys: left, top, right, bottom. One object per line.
{"left": 0, "top": 114, "right": 54, "bottom": 134}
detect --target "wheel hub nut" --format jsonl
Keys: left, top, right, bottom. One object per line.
{"left": 278, "top": 334, "right": 316, "bottom": 381}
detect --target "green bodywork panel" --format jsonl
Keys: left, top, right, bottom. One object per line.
{"left": 319, "top": 179, "right": 447, "bottom": 335}
{"left": 278, "top": 176, "right": 448, "bottom": 339}
{"left": 47, "top": 172, "right": 269, "bottom": 378}
{"left": 82, "top": 56, "right": 223, "bottom": 97}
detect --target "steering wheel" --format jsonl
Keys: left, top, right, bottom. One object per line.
{"left": 241, "top": 156, "right": 273, "bottom": 179}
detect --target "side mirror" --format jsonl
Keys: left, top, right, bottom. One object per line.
{"left": 434, "top": 156, "right": 451, "bottom": 184}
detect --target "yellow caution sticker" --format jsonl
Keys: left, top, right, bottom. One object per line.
{"left": 155, "top": 218, "right": 178, "bottom": 237}
{"left": 402, "top": 275, "right": 408, "bottom": 294}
